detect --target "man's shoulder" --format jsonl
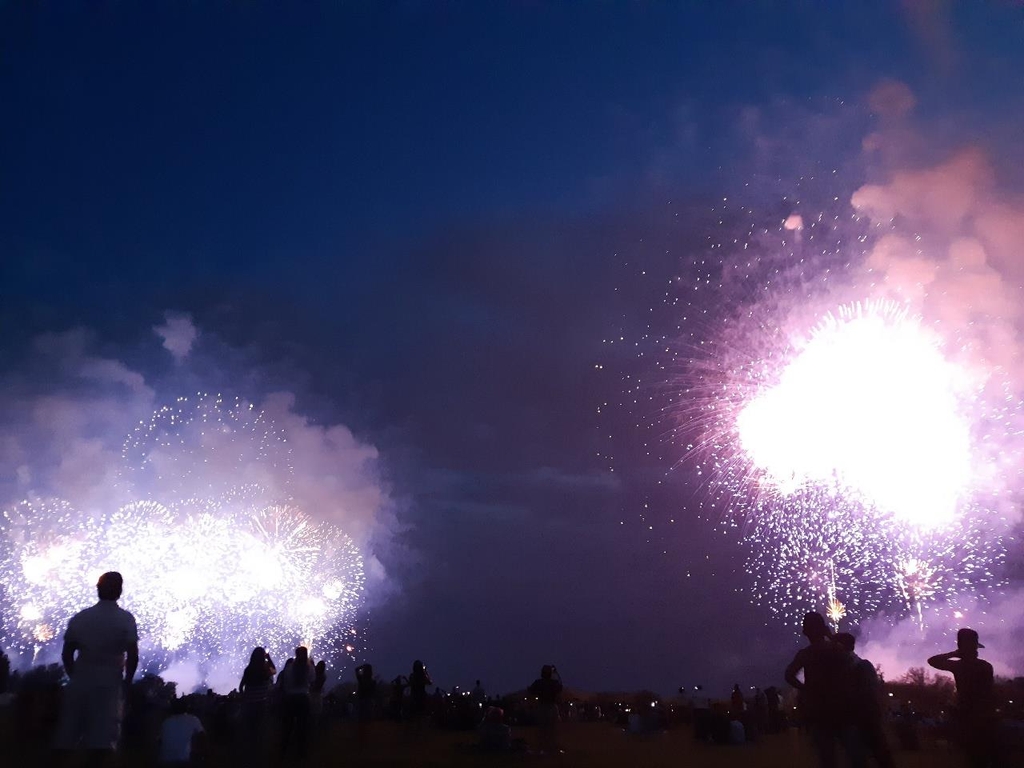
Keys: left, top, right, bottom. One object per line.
{"left": 67, "top": 602, "right": 104, "bottom": 627}
{"left": 791, "top": 646, "right": 809, "bottom": 660}
{"left": 854, "top": 657, "right": 879, "bottom": 684}
{"left": 119, "top": 606, "right": 138, "bottom": 623}
{"left": 97, "top": 602, "right": 138, "bottom": 635}
{"left": 107, "top": 603, "right": 138, "bottom": 626}
{"left": 974, "top": 658, "right": 994, "bottom": 675}
{"left": 73, "top": 602, "right": 104, "bottom": 617}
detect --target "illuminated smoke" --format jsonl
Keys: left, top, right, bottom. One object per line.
{"left": 0, "top": 396, "right": 366, "bottom": 687}
{"left": 651, "top": 143, "right": 1020, "bottom": 631}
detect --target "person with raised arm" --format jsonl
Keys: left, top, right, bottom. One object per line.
{"left": 928, "top": 628, "right": 1000, "bottom": 768}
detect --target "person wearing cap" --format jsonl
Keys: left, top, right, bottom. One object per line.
{"left": 54, "top": 571, "right": 139, "bottom": 766}
{"left": 928, "top": 627, "right": 999, "bottom": 767}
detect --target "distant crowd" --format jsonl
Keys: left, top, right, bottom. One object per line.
{"left": 0, "top": 572, "right": 1020, "bottom": 767}
{"left": 0, "top": 571, "right": 575, "bottom": 766}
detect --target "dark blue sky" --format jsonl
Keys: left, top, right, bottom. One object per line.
{"left": 2, "top": 2, "right": 1023, "bottom": 694}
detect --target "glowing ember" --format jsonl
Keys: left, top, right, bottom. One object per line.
{"left": 826, "top": 596, "right": 847, "bottom": 629}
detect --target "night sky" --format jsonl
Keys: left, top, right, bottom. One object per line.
{"left": 2, "top": 2, "right": 1023, "bottom": 696}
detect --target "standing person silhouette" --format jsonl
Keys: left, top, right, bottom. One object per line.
{"left": 784, "top": 612, "right": 854, "bottom": 768}
{"left": 238, "top": 647, "right": 275, "bottom": 765}
{"left": 836, "top": 632, "right": 894, "bottom": 768}
{"left": 310, "top": 660, "right": 327, "bottom": 726}
{"left": 765, "top": 686, "right": 782, "bottom": 733}
{"left": 528, "top": 665, "right": 563, "bottom": 755}
{"left": 751, "top": 687, "right": 768, "bottom": 740}
{"left": 408, "top": 660, "right": 432, "bottom": 736}
{"left": 472, "top": 679, "right": 486, "bottom": 704}
{"left": 53, "top": 572, "right": 139, "bottom": 768}
{"left": 730, "top": 684, "right": 745, "bottom": 717}
{"left": 389, "top": 675, "right": 408, "bottom": 720}
{"left": 0, "top": 648, "right": 9, "bottom": 696}
{"left": 278, "top": 646, "right": 315, "bottom": 761}
{"left": 928, "top": 628, "right": 1000, "bottom": 768}
{"left": 354, "top": 663, "right": 377, "bottom": 751}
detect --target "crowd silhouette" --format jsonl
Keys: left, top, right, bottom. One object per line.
{"left": 0, "top": 575, "right": 1019, "bottom": 767}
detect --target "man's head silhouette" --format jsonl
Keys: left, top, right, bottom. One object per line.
{"left": 802, "top": 611, "right": 829, "bottom": 641}
{"left": 835, "top": 632, "right": 856, "bottom": 652}
{"left": 956, "top": 627, "right": 984, "bottom": 658}
{"left": 96, "top": 571, "right": 123, "bottom": 601}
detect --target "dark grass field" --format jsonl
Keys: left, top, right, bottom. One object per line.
{"left": 1, "top": 717, "right": 999, "bottom": 767}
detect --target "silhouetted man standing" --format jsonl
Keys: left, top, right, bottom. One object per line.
{"left": 928, "top": 628, "right": 1000, "bottom": 768}
{"left": 54, "top": 571, "right": 139, "bottom": 767}
{"left": 784, "top": 612, "right": 854, "bottom": 768}
{"left": 528, "top": 665, "right": 563, "bottom": 755}
{"left": 0, "top": 647, "right": 10, "bottom": 695}
{"left": 836, "top": 632, "right": 894, "bottom": 768}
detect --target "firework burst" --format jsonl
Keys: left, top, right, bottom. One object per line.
{"left": 617, "top": 197, "right": 1020, "bottom": 631}
{"left": 0, "top": 395, "right": 366, "bottom": 686}
{"left": 684, "top": 296, "right": 1012, "bottom": 627}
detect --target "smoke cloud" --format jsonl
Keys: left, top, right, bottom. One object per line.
{"left": 859, "top": 590, "right": 1024, "bottom": 682}
{"left": 899, "top": 0, "right": 959, "bottom": 76}
{"left": 847, "top": 80, "right": 1024, "bottom": 678}
{"left": 0, "top": 315, "right": 393, "bottom": 686}
{"left": 154, "top": 311, "right": 200, "bottom": 363}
